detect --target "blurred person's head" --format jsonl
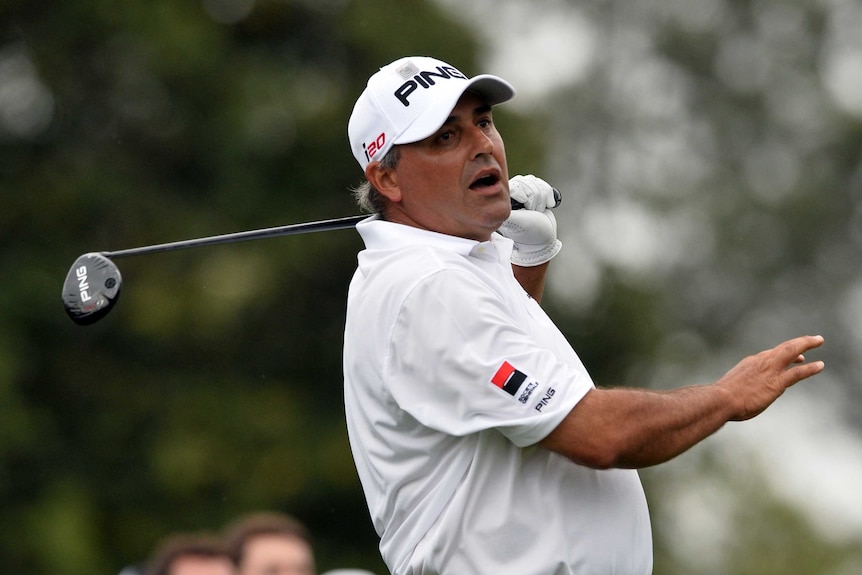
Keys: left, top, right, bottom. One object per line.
{"left": 224, "top": 512, "right": 315, "bottom": 575}
{"left": 145, "top": 533, "right": 234, "bottom": 575}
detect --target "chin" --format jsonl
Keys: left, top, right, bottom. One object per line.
{"left": 484, "top": 212, "right": 511, "bottom": 236}
{"left": 493, "top": 198, "right": 512, "bottom": 223}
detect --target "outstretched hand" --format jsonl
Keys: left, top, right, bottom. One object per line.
{"left": 717, "top": 335, "right": 825, "bottom": 421}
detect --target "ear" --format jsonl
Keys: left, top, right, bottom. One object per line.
{"left": 365, "top": 161, "right": 402, "bottom": 204}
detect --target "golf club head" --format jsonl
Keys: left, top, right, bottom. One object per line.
{"left": 62, "top": 253, "right": 122, "bottom": 326}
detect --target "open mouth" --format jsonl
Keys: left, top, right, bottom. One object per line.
{"left": 469, "top": 173, "right": 500, "bottom": 190}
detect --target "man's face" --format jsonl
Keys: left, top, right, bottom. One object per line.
{"left": 238, "top": 535, "right": 314, "bottom": 575}
{"left": 380, "top": 91, "right": 510, "bottom": 242}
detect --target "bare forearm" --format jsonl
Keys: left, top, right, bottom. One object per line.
{"left": 513, "top": 262, "right": 549, "bottom": 302}
{"left": 604, "top": 385, "right": 736, "bottom": 467}
{"left": 542, "top": 385, "right": 736, "bottom": 469}
{"left": 540, "top": 335, "right": 825, "bottom": 470}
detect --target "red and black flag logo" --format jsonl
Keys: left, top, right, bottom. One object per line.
{"left": 491, "top": 361, "right": 528, "bottom": 396}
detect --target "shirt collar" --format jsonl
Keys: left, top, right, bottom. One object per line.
{"left": 356, "top": 216, "right": 513, "bottom": 264}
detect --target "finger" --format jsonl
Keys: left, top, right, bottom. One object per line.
{"left": 508, "top": 175, "right": 534, "bottom": 206}
{"left": 776, "top": 335, "right": 824, "bottom": 363}
{"left": 509, "top": 175, "right": 560, "bottom": 211}
{"left": 783, "top": 359, "right": 826, "bottom": 386}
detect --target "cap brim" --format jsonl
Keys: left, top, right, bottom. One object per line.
{"left": 394, "top": 74, "right": 515, "bottom": 146}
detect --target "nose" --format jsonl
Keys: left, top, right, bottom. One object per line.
{"left": 469, "top": 125, "right": 495, "bottom": 158}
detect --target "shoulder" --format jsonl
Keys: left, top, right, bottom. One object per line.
{"left": 358, "top": 242, "right": 476, "bottom": 289}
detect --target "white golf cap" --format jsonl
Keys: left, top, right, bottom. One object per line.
{"left": 348, "top": 56, "right": 515, "bottom": 170}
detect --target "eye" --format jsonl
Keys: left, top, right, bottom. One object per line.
{"left": 436, "top": 129, "right": 456, "bottom": 143}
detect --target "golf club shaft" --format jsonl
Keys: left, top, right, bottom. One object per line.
{"left": 102, "top": 214, "right": 368, "bottom": 259}
{"left": 99, "top": 195, "right": 531, "bottom": 259}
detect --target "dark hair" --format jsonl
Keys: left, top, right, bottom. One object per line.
{"left": 223, "top": 512, "right": 312, "bottom": 567}
{"left": 145, "top": 533, "right": 230, "bottom": 575}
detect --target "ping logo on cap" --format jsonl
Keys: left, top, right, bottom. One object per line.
{"left": 393, "top": 63, "right": 468, "bottom": 107}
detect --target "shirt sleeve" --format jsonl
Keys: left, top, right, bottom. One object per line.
{"left": 385, "top": 266, "right": 593, "bottom": 447}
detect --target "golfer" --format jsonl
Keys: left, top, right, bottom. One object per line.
{"left": 342, "top": 55, "right": 825, "bottom": 574}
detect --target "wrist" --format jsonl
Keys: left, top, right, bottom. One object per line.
{"left": 510, "top": 239, "right": 562, "bottom": 267}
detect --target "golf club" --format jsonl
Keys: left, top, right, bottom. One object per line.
{"left": 61, "top": 214, "right": 367, "bottom": 326}
{"left": 61, "top": 192, "right": 559, "bottom": 326}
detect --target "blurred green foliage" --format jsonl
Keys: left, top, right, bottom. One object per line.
{"left": 3, "top": 0, "right": 862, "bottom": 574}
{"left": 1, "top": 1, "right": 527, "bottom": 573}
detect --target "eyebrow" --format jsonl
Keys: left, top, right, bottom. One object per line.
{"left": 443, "top": 104, "right": 493, "bottom": 126}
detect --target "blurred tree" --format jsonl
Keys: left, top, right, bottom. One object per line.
{"left": 499, "top": 0, "right": 862, "bottom": 571}
{"left": 0, "top": 0, "right": 545, "bottom": 573}
{"left": 431, "top": 0, "right": 860, "bottom": 571}
{"left": 6, "top": 0, "right": 862, "bottom": 573}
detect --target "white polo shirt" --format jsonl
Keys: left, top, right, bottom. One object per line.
{"left": 343, "top": 217, "right": 652, "bottom": 575}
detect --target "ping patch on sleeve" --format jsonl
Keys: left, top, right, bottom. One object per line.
{"left": 491, "top": 361, "right": 528, "bottom": 396}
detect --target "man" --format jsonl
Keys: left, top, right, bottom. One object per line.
{"left": 223, "top": 512, "right": 315, "bottom": 575}
{"left": 342, "top": 55, "right": 825, "bottom": 574}
{"left": 145, "top": 533, "right": 234, "bottom": 575}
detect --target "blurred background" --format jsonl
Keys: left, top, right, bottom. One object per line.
{"left": 2, "top": 0, "right": 862, "bottom": 573}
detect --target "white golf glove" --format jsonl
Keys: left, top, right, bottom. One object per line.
{"left": 498, "top": 174, "right": 563, "bottom": 266}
